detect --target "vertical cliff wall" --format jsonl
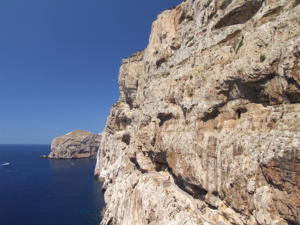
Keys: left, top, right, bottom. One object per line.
{"left": 95, "top": 0, "right": 300, "bottom": 224}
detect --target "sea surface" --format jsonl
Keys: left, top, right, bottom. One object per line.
{"left": 0, "top": 145, "right": 105, "bottom": 225}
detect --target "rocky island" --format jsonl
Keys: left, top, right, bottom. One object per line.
{"left": 48, "top": 130, "right": 101, "bottom": 159}
{"left": 95, "top": 0, "right": 300, "bottom": 224}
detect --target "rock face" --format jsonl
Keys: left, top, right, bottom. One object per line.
{"left": 95, "top": 0, "right": 300, "bottom": 224}
{"left": 49, "top": 130, "right": 101, "bottom": 159}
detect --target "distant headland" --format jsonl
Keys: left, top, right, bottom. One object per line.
{"left": 42, "top": 130, "right": 101, "bottom": 159}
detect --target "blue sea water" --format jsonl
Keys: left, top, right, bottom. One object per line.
{"left": 0, "top": 145, "right": 105, "bottom": 225}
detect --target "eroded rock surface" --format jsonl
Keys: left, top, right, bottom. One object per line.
{"left": 49, "top": 130, "right": 101, "bottom": 159}
{"left": 95, "top": 0, "right": 300, "bottom": 224}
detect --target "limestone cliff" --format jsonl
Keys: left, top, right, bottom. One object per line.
{"left": 49, "top": 130, "right": 101, "bottom": 159}
{"left": 95, "top": 0, "right": 300, "bottom": 224}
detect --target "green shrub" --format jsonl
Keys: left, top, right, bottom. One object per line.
{"left": 235, "top": 36, "right": 244, "bottom": 54}
{"left": 186, "top": 36, "right": 194, "bottom": 45}
{"left": 235, "top": 37, "right": 244, "bottom": 54}
{"left": 293, "top": 0, "right": 300, "bottom": 7}
{"left": 260, "top": 54, "right": 266, "bottom": 62}
{"left": 101, "top": 207, "right": 106, "bottom": 218}
{"left": 168, "top": 6, "right": 176, "bottom": 10}
{"left": 186, "top": 15, "right": 193, "bottom": 21}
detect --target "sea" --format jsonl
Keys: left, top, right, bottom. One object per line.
{"left": 0, "top": 145, "right": 105, "bottom": 225}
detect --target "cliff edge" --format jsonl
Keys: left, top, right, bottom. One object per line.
{"left": 49, "top": 130, "right": 101, "bottom": 159}
{"left": 95, "top": 0, "right": 300, "bottom": 224}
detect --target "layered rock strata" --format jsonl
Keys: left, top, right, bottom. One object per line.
{"left": 49, "top": 130, "right": 101, "bottom": 159}
{"left": 95, "top": 0, "right": 300, "bottom": 224}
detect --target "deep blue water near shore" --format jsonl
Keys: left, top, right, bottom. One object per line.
{"left": 0, "top": 145, "right": 105, "bottom": 225}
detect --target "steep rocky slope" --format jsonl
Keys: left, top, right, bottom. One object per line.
{"left": 95, "top": 0, "right": 300, "bottom": 224}
{"left": 49, "top": 130, "right": 101, "bottom": 159}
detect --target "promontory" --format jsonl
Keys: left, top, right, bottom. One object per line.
{"left": 48, "top": 130, "right": 101, "bottom": 159}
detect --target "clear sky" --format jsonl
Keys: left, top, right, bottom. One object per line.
{"left": 0, "top": 0, "right": 182, "bottom": 144}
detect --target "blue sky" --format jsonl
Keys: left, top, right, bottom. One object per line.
{"left": 0, "top": 0, "right": 182, "bottom": 144}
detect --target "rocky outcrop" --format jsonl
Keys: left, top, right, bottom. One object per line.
{"left": 95, "top": 0, "right": 300, "bottom": 224}
{"left": 49, "top": 130, "right": 101, "bottom": 159}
